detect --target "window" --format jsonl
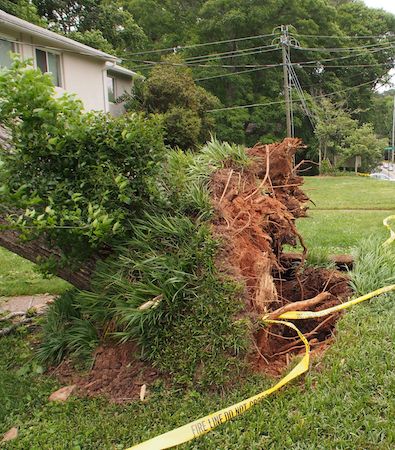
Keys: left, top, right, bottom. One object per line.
{"left": 35, "top": 48, "right": 62, "bottom": 87}
{"left": 107, "top": 75, "right": 115, "bottom": 103}
{"left": 0, "top": 38, "right": 14, "bottom": 68}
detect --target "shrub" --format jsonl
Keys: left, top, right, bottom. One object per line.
{"left": 36, "top": 290, "right": 99, "bottom": 366}
{"left": 0, "top": 57, "right": 166, "bottom": 262}
{"left": 163, "top": 107, "right": 202, "bottom": 150}
{"left": 73, "top": 214, "right": 250, "bottom": 387}
{"left": 130, "top": 55, "right": 221, "bottom": 150}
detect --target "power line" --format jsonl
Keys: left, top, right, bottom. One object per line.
{"left": 206, "top": 77, "right": 382, "bottom": 112}
{"left": 295, "top": 33, "right": 395, "bottom": 40}
{"left": 130, "top": 46, "right": 281, "bottom": 68}
{"left": 124, "top": 31, "right": 395, "bottom": 58}
{"left": 301, "top": 62, "right": 395, "bottom": 68}
{"left": 286, "top": 53, "right": 316, "bottom": 130}
{"left": 184, "top": 44, "right": 277, "bottom": 63}
{"left": 193, "top": 48, "right": 395, "bottom": 82}
{"left": 130, "top": 42, "right": 395, "bottom": 71}
{"left": 292, "top": 40, "right": 395, "bottom": 53}
{"left": 124, "top": 32, "right": 278, "bottom": 57}
{"left": 195, "top": 61, "right": 394, "bottom": 82}
{"left": 194, "top": 65, "right": 283, "bottom": 81}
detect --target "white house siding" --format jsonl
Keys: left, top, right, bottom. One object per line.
{"left": 62, "top": 52, "right": 106, "bottom": 111}
{"left": 0, "top": 18, "right": 134, "bottom": 113}
{"left": 15, "top": 33, "right": 107, "bottom": 111}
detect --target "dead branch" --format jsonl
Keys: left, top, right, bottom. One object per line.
{"left": 0, "top": 318, "right": 34, "bottom": 337}
{"left": 0, "top": 311, "right": 26, "bottom": 322}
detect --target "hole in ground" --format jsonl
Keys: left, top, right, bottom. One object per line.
{"left": 253, "top": 267, "right": 352, "bottom": 376}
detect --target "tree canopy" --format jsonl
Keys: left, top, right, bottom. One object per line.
{"left": 9, "top": 0, "right": 390, "bottom": 146}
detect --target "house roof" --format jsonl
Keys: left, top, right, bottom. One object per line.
{"left": 0, "top": 9, "right": 119, "bottom": 62}
{"left": 106, "top": 63, "right": 137, "bottom": 78}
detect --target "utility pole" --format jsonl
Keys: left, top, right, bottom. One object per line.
{"left": 392, "top": 95, "right": 395, "bottom": 165}
{"left": 281, "top": 25, "right": 292, "bottom": 138}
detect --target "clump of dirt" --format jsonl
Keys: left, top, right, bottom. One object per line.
{"left": 209, "top": 138, "right": 352, "bottom": 374}
{"left": 53, "top": 343, "right": 159, "bottom": 403}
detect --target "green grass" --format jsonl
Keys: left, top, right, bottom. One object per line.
{"left": 0, "top": 248, "right": 69, "bottom": 297}
{"left": 1, "top": 176, "right": 395, "bottom": 448}
{"left": 303, "top": 176, "right": 395, "bottom": 209}
{"left": 1, "top": 292, "right": 394, "bottom": 449}
{"left": 297, "top": 176, "right": 395, "bottom": 254}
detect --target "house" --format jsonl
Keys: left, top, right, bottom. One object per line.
{"left": 0, "top": 9, "right": 136, "bottom": 115}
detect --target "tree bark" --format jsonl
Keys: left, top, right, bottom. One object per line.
{"left": 0, "top": 216, "right": 97, "bottom": 290}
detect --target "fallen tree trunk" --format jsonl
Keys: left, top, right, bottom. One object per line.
{"left": 0, "top": 216, "right": 96, "bottom": 290}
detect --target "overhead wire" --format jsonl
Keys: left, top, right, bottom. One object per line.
{"left": 206, "top": 77, "right": 383, "bottom": 112}
{"left": 295, "top": 33, "right": 395, "bottom": 39}
{"left": 122, "top": 31, "right": 395, "bottom": 57}
{"left": 291, "top": 40, "right": 395, "bottom": 52}
{"left": 193, "top": 45, "right": 395, "bottom": 81}
{"left": 130, "top": 45, "right": 281, "bottom": 68}
{"left": 130, "top": 42, "right": 395, "bottom": 71}
{"left": 286, "top": 54, "right": 317, "bottom": 130}
{"left": 124, "top": 32, "right": 278, "bottom": 56}
{"left": 184, "top": 44, "right": 277, "bottom": 62}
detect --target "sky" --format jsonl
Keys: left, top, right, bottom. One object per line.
{"left": 364, "top": 0, "right": 395, "bottom": 15}
{"left": 363, "top": 0, "right": 395, "bottom": 91}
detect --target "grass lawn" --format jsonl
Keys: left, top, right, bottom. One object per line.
{"left": 303, "top": 176, "right": 395, "bottom": 210}
{"left": 1, "top": 176, "right": 395, "bottom": 449}
{"left": 298, "top": 176, "right": 395, "bottom": 254}
{"left": 0, "top": 248, "right": 69, "bottom": 297}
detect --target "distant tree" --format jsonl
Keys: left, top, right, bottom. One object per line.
{"left": 314, "top": 98, "right": 385, "bottom": 172}
{"left": 33, "top": 0, "right": 147, "bottom": 53}
{"left": 68, "top": 30, "right": 115, "bottom": 54}
{"left": 368, "top": 91, "right": 395, "bottom": 143}
{"left": 0, "top": 0, "right": 44, "bottom": 24}
{"left": 341, "top": 123, "right": 386, "bottom": 171}
{"left": 5, "top": 0, "right": 395, "bottom": 151}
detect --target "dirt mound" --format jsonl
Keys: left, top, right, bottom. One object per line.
{"left": 54, "top": 343, "right": 159, "bottom": 403}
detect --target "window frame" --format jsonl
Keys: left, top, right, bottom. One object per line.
{"left": 0, "top": 34, "right": 16, "bottom": 68}
{"left": 34, "top": 46, "right": 63, "bottom": 87}
{"left": 106, "top": 74, "right": 116, "bottom": 103}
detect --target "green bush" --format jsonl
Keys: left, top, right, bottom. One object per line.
{"left": 131, "top": 55, "right": 220, "bottom": 150}
{"left": 163, "top": 106, "right": 202, "bottom": 150}
{"left": 0, "top": 57, "right": 165, "bottom": 262}
{"left": 36, "top": 290, "right": 99, "bottom": 366}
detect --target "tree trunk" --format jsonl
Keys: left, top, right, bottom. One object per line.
{"left": 0, "top": 216, "right": 97, "bottom": 290}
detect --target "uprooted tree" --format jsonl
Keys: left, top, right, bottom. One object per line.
{"left": 0, "top": 60, "right": 351, "bottom": 390}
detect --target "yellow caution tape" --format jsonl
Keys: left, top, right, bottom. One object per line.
{"left": 383, "top": 215, "right": 395, "bottom": 246}
{"left": 356, "top": 172, "right": 370, "bottom": 177}
{"left": 276, "top": 284, "right": 395, "bottom": 320}
{"left": 126, "top": 320, "right": 309, "bottom": 450}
